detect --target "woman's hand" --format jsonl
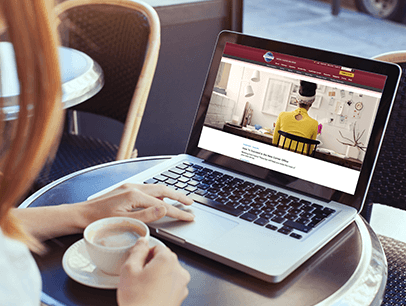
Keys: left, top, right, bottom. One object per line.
{"left": 82, "top": 183, "right": 195, "bottom": 225}
{"left": 13, "top": 183, "right": 194, "bottom": 241}
{"left": 117, "top": 238, "right": 190, "bottom": 306}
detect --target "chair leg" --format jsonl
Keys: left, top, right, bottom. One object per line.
{"left": 66, "top": 110, "right": 79, "bottom": 135}
{"left": 332, "top": 0, "right": 341, "bottom": 15}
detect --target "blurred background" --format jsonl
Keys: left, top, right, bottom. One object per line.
{"left": 243, "top": 0, "right": 406, "bottom": 59}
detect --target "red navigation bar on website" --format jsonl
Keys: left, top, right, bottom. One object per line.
{"left": 223, "top": 42, "right": 387, "bottom": 91}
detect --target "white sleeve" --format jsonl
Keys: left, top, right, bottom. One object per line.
{"left": 0, "top": 229, "right": 42, "bottom": 306}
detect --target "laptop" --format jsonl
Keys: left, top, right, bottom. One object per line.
{"left": 90, "top": 31, "right": 401, "bottom": 283}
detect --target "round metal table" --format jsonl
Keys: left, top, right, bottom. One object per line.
{"left": 0, "top": 41, "right": 103, "bottom": 121}
{"left": 19, "top": 156, "right": 387, "bottom": 306}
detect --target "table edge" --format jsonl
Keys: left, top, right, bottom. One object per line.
{"left": 19, "top": 155, "right": 173, "bottom": 209}
{"left": 316, "top": 216, "right": 387, "bottom": 306}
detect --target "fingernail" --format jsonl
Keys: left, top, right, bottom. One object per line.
{"left": 155, "top": 206, "right": 165, "bottom": 217}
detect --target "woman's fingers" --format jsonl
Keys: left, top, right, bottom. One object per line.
{"left": 120, "top": 238, "right": 150, "bottom": 275}
{"left": 124, "top": 206, "right": 166, "bottom": 223}
{"left": 111, "top": 184, "right": 195, "bottom": 222}
{"left": 120, "top": 184, "right": 195, "bottom": 220}
{"left": 131, "top": 184, "right": 194, "bottom": 206}
{"left": 146, "top": 245, "right": 191, "bottom": 285}
{"left": 124, "top": 204, "right": 194, "bottom": 223}
{"left": 118, "top": 243, "right": 190, "bottom": 306}
{"left": 160, "top": 203, "right": 195, "bottom": 221}
{"left": 86, "top": 183, "right": 195, "bottom": 223}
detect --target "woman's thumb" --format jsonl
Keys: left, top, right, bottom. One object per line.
{"left": 121, "top": 237, "right": 150, "bottom": 274}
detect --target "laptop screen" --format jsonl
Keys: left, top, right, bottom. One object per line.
{"left": 187, "top": 31, "right": 400, "bottom": 210}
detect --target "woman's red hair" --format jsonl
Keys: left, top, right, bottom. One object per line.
{"left": 0, "top": 0, "right": 64, "bottom": 251}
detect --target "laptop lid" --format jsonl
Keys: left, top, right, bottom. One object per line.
{"left": 186, "top": 30, "right": 401, "bottom": 212}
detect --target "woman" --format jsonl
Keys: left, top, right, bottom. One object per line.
{"left": 0, "top": 1, "right": 193, "bottom": 305}
{"left": 272, "top": 80, "right": 319, "bottom": 154}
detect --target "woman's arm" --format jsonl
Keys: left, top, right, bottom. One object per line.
{"left": 311, "top": 121, "right": 319, "bottom": 140}
{"left": 13, "top": 184, "right": 194, "bottom": 241}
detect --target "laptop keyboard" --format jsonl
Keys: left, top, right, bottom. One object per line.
{"left": 144, "top": 162, "right": 336, "bottom": 240}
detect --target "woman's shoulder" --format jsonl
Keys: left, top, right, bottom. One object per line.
{"left": 310, "top": 117, "right": 319, "bottom": 125}
{"left": 279, "top": 110, "right": 293, "bottom": 118}
{"left": 304, "top": 113, "right": 318, "bottom": 124}
{"left": 302, "top": 114, "right": 318, "bottom": 129}
{"left": 309, "top": 118, "right": 318, "bottom": 128}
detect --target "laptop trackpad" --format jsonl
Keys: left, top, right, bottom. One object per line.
{"left": 153, "top": 205, "right": 239, "bottom": 246}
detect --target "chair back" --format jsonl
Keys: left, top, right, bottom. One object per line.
{"left": 366, "top": 51, "right": 406, "bottom": 212}
{"left": 362, "top": 51, "right": 406, "bottom": 306}
{"left": 277, "top": 131, "right": 320, "bottom": 157}
{"left": 55, "top": 0, "right": 160, "bottom": 159}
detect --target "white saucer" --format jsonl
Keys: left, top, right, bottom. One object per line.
{"left": 62, "top": 237, "right": 165, "bottom": 289}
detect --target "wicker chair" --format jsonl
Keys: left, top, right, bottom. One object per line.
{"left": 35, "top": 0, "right": 160, "bottom": 189}
{"left": 363, "top": 51, "right": 406, "bottom": 305}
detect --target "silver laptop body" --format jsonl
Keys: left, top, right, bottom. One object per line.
{"left": 90, "top": 31, "right": 401, "bottom": 283}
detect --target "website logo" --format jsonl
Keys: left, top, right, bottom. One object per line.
{"left": 263, "top": 52, "right": 274, "bottom": 63}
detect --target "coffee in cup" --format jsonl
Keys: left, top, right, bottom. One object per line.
{"left": 92, "top": 223, "right": 146, "bottom": 248}
{"left": 84, "top": 217, "right": 150, "bottom": 275}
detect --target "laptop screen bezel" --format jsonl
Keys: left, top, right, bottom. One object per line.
{"left": 186, "top": 30, "right": 401, "bottom": 212}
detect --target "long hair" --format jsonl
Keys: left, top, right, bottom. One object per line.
{"left": 0, "top": 0, "right": 64, "bottom": 251}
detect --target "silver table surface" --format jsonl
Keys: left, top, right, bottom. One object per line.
{"left": 20, "top": 156, "right": 387, "bottom": 306}
{"left": 0, "top": 41, "right": 103, "bottom": 120}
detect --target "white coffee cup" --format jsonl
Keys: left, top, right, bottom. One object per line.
{"left": 84, "top": 217, "right": 150, "bottom": 275}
